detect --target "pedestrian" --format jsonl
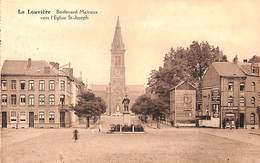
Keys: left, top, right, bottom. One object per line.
{"left": 230, "top": 120, "right": 233, "bottom": 130}
{"left": 222, "top": 118, "right": 226, "bottom": 129}
{"left": 73, "top": 129, "right": 79, "bottom": 142}
{"left": 98, "top": 123, "right": 102, "bottom": 132}
{"left": 235, "top": 118, "right": 239, "bottom": 129}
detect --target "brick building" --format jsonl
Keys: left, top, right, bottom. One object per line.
{"left": 0, "top": 59, "right": 85, "bottom": 128}
{"left": 201, "top": 61, "right": 260, "bottom": 129}
{"left": 170, "top": 81, "right": 197, "bottom": 126}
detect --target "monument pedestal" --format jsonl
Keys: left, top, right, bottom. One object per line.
{"left": 123, "top": 111, "right": 131, "bottom": 125}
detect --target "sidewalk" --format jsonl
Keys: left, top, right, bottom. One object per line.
{"left": 199, "top": 128, "right": 260, "bottom": 146}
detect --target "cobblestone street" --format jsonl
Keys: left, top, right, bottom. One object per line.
{"left": 1, "top": 127, "right": 260, "bottom": 163}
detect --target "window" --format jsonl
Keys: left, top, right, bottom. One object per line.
{"left": 49, "top": 111, "right": 55, "bottom": 123}
{"left": 252, "top": 82, "right": 256, "bottom": 92}
{"left": 1, "top": 94, "right": 7, "bottom": 105}
{"left": 252, "top": 66, "right": 259, "bottom": 74}
{"left": 11, "top": 80, "right": 16, "bottom": 90}
{"left": 20, "top": 95, "right": 26, "bottom": 105}
{"left": 239, "top": 96, "right": 245, "bottom": 107}
{"left": 228, "top": 96, "right": 233, "bottom": 106}
{"left": 11, "top": 95, "right": 17, "bottom": 105}
{"left": 60, "top": 80, "right": 65, "bottom": 91}
{"left": 49, "top": 80, "right": 55, "bottom": 91}
{"left": 10, "top": 111, "right": 17, "bottom": 122}
{"left": 20, "top": 80, "right": 26, "bottom": 90}
{"left": 250, "top": 113, "right": 255, "bottom": 125}
{"left": 1, "top": 80, "right": 7, "bottom": 90}
{"left": 60, "top": 95, "right": 65, "bottom": 106}
{"left": 20, "top": 112, "right": 26, "bottom": 122}
{"left": 39, "top": 95, "right": 45, "bottom": 105}
{"left": 28, "top": 95, "right": 34, "bottom": 106}
{"left": 39, "top": 80, "right": 45, "bottom": 91}
{"left": 251, "top": 97, "right": 255, "bottom": 107}
{"left": 228, "top": 81, "right": 233, "bottom": 91}
{"left": 49, "top": 95, "right": 55, "bottom": 105}
{"left": 240, "top": 82, "right": 245, "bottom": 91}
{"left": 28, "top": 80, "right": 34, "bottom": 90}
{"left": 39, "top": 112, "right": 45, "bottom": 123}
{"left": 115, "top": 56, "right": 121, "bottom": 65}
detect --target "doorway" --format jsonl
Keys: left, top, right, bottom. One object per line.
{"left": 239, "top": 113, "right": 245, "bottom": 128}
{"left": 29, "top": 112, "right": 34, "bottom": 127}
{"left": 2, "top": 112, "right": 7, "bottom": 128}
{"left": 60, "top": 112, "right": 65, "bottom": 127}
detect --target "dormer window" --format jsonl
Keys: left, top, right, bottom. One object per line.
{"left": 252, "top": 66, "right": 259, "bottom": 74}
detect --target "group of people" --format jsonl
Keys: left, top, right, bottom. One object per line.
{"left": 222, "top": 118, "right": 239, "bottom": 129}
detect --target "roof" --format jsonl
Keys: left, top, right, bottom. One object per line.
{"left": 211, "top": 62, "right": 246, "bottom": 77}
{"left": 111, "top": 16, "right": 125, "bottom": 50}
{"left": 72, "top": 77, "right": 85, "bottom": 86}
{"left": 1, "top": 59, "right": 61, "bottom": 76}
{"left": 237, "top": 62, "right": 260, "bottom": 76}
{"left": 170, "top": 81, "right": 196, "bottom": 91}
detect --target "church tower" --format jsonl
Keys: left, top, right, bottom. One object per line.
{"left": 109, "top": 16, "right": 126, "bottom": 114}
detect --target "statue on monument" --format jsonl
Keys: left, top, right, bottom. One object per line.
{"left": 122, "top": 94, "right": 130, "bottom": 112}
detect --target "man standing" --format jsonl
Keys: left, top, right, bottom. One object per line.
{"left": 73, "top": 129, "right": 79, "bottom": 142}
{"left": 122, "top": 95, "right": 130, "bottom": 112}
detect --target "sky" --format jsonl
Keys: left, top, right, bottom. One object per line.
{"left": 1, "top": 0, "right": 260, "bottom": 85}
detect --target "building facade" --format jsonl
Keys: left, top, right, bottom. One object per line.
{"left": 91, "top": 17, "right": 144, "bottom": 115}
{"left": 170, "top": 81, "right": 196, "bottom": 126}
{"left": 0, "top": 59, "right": 85, "bottom": 128}
{"left": 201, "top": 61, "right": 260, "bottom": 129}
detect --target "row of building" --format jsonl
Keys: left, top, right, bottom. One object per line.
{"left": 0, "top": 59, "right": 85, "bottom": 128}
{"left": 170, "top": 60, "right": 260, "bottom": 129}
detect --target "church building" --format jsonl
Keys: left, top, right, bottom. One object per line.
{"left": 91, "top": 17, "right": 144, "bottom": 115}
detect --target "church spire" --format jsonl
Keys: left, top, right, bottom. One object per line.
{"left": 111, "top": 16, "right": 125, "bottom": 50}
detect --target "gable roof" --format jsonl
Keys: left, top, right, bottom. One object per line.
{"left": 1, "top": 60, "right": 61, "bottom": 76}
{"left": 171, "top": 81, "right": 196, "bottom": 91}
{"left": 211, "top": 62, "right": 246, "bottom": 77}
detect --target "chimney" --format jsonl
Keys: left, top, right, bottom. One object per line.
{"left": 233, "top": 55, "right": 238, "bottom": 64}
{"left": 243, "top": 59, "right": 248, "bottom": 63}
{"left": 27, "top": 58, "right": 32, "bottom": 68}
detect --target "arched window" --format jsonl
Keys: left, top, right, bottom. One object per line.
{"left": 49, "top": 111, "right": 55, "bottom": 123}
{"left": 250, "top": 113, "right": 255, "bottom": 125}
{"left": 252, "top": 82, "right": 256, "bottom": 92}
{"left": 240, "top": 82, "right": 245, "bottom": 91}
{"left": 228, "top": 96, "right": 233, "bottom": 106}
{"left": 39, "top": 95, "right": 45, "bottom": 105}
{"left": 239, "top": 96, "right": 245, "bottom": 106}
{"left": 228, "top": 81, "right": 234, "bottom": 91}
{"left": 251, "top": 97, "right": 255, "bottom": 107}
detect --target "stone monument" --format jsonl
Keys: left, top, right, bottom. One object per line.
{"left": 122, "top": 95, "right": 131, "bottom": 125}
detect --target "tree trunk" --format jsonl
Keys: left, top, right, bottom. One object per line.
{"left": 86, "top": 117, "right": 90, "bottom": 128}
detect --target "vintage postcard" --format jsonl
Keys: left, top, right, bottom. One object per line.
{"left": 1, "top": 0, "right": 260, "bottom": 163}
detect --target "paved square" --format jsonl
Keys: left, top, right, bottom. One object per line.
{"left": 1, "top": 128, "right": 260, "bottom": 163}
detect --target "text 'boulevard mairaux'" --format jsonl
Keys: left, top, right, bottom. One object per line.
{"left": 17, "top": 9, "right": 98, "bottom": 21}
